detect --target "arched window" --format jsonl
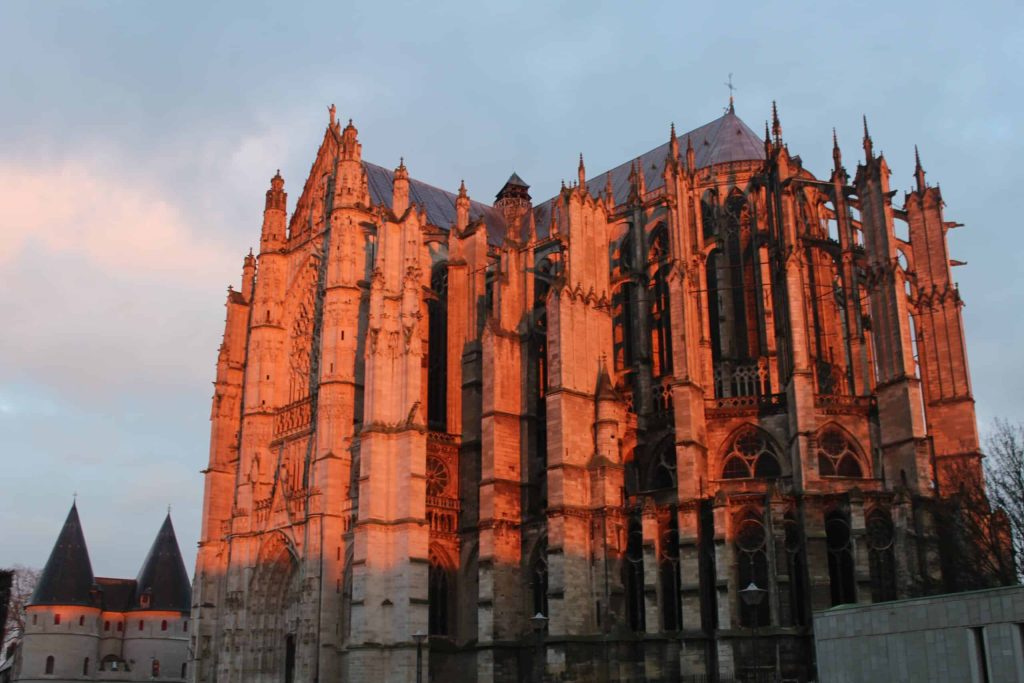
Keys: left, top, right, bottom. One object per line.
{"left": 644, "top": 438, "right": 677, "bottom": 491}
{"left": 624, "top": 516, "right": 645, "bottom": 632}
{"left": 427, "top": 263, "right": 448, "bottom": 431}
{"left": 825, "top": 510, "right": 856, "bottom": 605}
{"left": 104, "top": 620, "right": 110, "bottom": 631}
{"left": 428, "top": 547, "right": 455, "bottom": 636}
{"left": 181, "top": 662, "right": 187, "bottom": 678}
{"left": 83, "top": 657, "right": 89, "bottom": 675}
{"left": 78, "top": 615, "right": 84, "bottom": 626}
{"left": 161, "top": 619, "right": 168, "bottom": 631}
{"left": 138, "top": 620, "right": 144, "bottom": 631}
{"left": 817, "top": 428, "right": 865, "bottom": 477}
{"left": 721, "top": 426, "right": 782, "bottom": 480}
{"left": 612, "top": 235, "right": 636, "bottom": 372}
{"left": 45, "top": 656, "right": 55, "bottom": 674}
{"left": 735, "top": 509, "right": 770, "bottom": 627}
{"left": 648, "top": 225, "right": 673, "bottom": 378}
{"left": 659, "top": 513, "right": 683, "bottom": 631}
{"left": 53, "top": 613, "right": 61, "bottom": 625}
{"left": 530, "top": 537, "right": 549, "bottom": 619}
{"left": 866, "top": 509, "right": 897, "bottom": 602}
{"left": 783, "top": 512, "right": 809, "bottom": 626}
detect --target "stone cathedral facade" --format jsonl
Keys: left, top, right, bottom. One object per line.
{"left": 191, "top": 102, "right": 992, "bottom": 682}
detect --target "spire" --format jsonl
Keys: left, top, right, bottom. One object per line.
{"left": 604, "top": 171, "right": 615, "bottom": 207}
{"left": 634, "top": 158, "right": 646, "bottom": 196}
{"left": 771, "top": 101, "right": 782, "bottom": 145}
{"left": 596, "top": 358, "right": 618, "bottom": 401}
{"left": 686, "top": 135, "right": 695, "bottom": 171}
{"left": 31, "top": 502, "right": 95, "bottom": 607}
{"left": 668, "top": 122, "right": 680, "bottom": 165}
{"left": 392, "top": 157, "right": 410, "bottom": 216}
{"left": 763, "top": 121, "right": 773, "bottom": 157}
{"left": 914, "top": 145, "right": 927, "bottom": 192}
{"left": 455, "top": 179, "right": 470, "bottom": 230}
{"left": 832, "top": 128, "right": 843, "bottom": 169}
{"left": 578, "top": 153, "right": 586, "bottom": 188}
{"left": 862, "top": 115, "right": 874, "bottom": 159}
{"left": 328, "top": 103, "right": 337, "bottom": 127}
{"left": 134, "top": 514, "right": 192, "bottom": 612}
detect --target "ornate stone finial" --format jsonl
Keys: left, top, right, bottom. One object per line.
{"left": 771, "top": 101, "right": 782, "bottom": 144}
{"left": 604, "top": 171, "right": 614, "bottom": 202}
{"left": 328, "top": 103, "right": 336, "bottom": 126}
{"left": 578, "top": 153, "right": 586, "bottom": 188}
{"left": 914, "top": 145, "right": 926, "bottom": 192}
{"left": 763, "top": 121, "right": 773, "bottom": 157}
{"left": 862, "top": 115, "right": 874, "bottom": 159}
{"left": 668, "top": 122, "right": 680, "bottom": 163}
{"left": 457, "top": 179, "right": 468, "bottom": 199}
{"left": 686, "top": 135, "right": 695, "bottom": 170}
{"left": 832, "top": 128, "right": 842, "bottom": 169}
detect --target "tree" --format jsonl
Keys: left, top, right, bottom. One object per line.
{"left": 2, "top": 565, "right": 39, "bottom": 654}
{"left": 984, "top": 418, "right": 1024, "bottom": 581}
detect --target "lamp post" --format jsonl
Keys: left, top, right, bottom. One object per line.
{"left": 530, "top": 612, "right": 548, "bottom": 683}
{"left": 412, "top": 630, "right": 427, "bottom": 683}
{"left": 739, "top": 581, "right": 768, "bottom": 682}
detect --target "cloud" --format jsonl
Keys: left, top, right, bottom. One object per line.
{"left": 0, "top": 160, "right": 240, "bottom": 404}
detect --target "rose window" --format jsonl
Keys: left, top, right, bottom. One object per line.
{"left": 426, "top": 456, "right": 450, "bottom": 498}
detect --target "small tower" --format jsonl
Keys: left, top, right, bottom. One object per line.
{"left": 495, "top": 172, "right": 532, "bottom": 235}
{"left": 261, "top": 170, "right": 287, "bottom": 251}
{"left": 134, "top": 513, "right": 192, "bottom": 613}
{"left": 30, "top": 502, "right": 95, "bottom": 608}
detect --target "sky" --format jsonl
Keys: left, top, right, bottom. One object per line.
{"left": 1, "top": 1, "right": 1022, "bottom": 577}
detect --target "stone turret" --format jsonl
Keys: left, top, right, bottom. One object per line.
{"left": 261, "top": 170, "right": 287, "bottom": 251}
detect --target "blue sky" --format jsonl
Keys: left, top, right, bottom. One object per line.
{"left": 1, "top": 1, "right": 1021, "bottom": 577}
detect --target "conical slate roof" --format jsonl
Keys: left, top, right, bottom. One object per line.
{"left": 31, "top": 503, "right": 96, "bottom": 607}
{"left": 133, "top": 514, "right": 191, "bottom": 612}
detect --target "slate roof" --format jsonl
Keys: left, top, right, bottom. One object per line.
{"left": 362, "top": 161, "right": 506, "bottom": 244}
{"left": 31, "top": 503, "right": 96, "bottom": 607}
{"left": 358, "top": 110, "right": 763, "bottom": 247}
{"left": 95, "top": 577, "right": 137, "bottom": 612}
{"left": 133, "top": 514, "right": 192, "bottom": 613}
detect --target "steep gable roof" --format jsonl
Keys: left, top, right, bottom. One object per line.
{"left": 362, "top": 161, "right": 506, "bottom": 243}
{"left": 133, "top": 514, "right": 192, "bottom": 613}
{"left": 31, "top": 503, "right": 96, "bottom": 607}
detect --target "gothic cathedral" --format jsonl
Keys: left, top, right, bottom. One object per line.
{"left": 191, "top": 101, "right": 995, "bottom": 682}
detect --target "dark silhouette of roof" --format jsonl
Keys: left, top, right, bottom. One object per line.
{"left": 31, "top": 503, "right": 96, "bottom": 607}
{"left": 133, "top": 514, "right": 192, "bottom": 613}
{"left": 358, "top": 110, "right": 763, "bottom": 246}
{"left": 95, "top": 577, "right": 137, "bottom": 612}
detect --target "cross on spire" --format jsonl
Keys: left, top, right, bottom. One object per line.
{"left": 724, "top": 73, "right": 737, "bottom": 113}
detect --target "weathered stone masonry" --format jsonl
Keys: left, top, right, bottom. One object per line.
{"left": 191, "top": 102, "right": 996, "bottom": 682}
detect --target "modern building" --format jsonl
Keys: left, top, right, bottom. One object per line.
{"left": 192, "top": 100, "right": 997, "bottom": 682}
{"left": 814, "top": 585, "right": 1024, "bottom": 682}
{"left": 12, "top": 504, "right": 191, "bottom": 682}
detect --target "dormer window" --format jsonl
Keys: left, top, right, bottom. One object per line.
{"left": 140, "top": 592, "right": 151, "bottom": 609}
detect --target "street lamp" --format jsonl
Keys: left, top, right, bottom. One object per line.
{"left": 412, "top": 630, "right": 427, "bottom": 683}
{"left": 739, "top": 582, "right": 767, "bottom": 682}
{"left": 530, "top": 612, "right": 548, "bottom": 682}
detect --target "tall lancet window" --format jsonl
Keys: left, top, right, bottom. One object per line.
{"left": 624, "top": 515, "right": 646, "bottom": 633}
{"left": 427, "top": 263, "right": 448, "bottom": 431}
{"left": 428, "top": 546, "right": 455, "bottom": 636}
{"left": 648, "top": 225, "right": 673, "bottom": 378}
